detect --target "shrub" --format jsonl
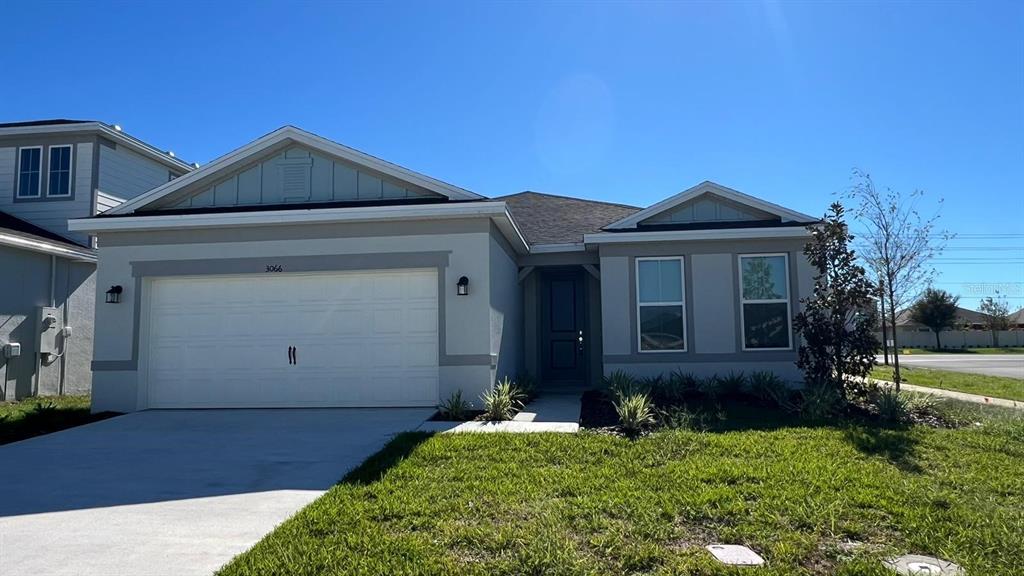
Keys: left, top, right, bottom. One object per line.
{"left": 905, "top": 392, "right": 940, "bottom": 415}
{"left": 516, "top": 373, "right": 538, "bottom": 402}
{"left": 874, "top": 388, "right": 909, "bottom": 423}
{"left": 716, "top": 371, "right": 747, "bottom": 397}
{"left": 799, "top": 384, "right": 842, "bottom": 421}
{"left": 698, "top": 376, "right": 722, "bottom": 398}
{"left": 649, "top": 370, "right": 699, "bottom": 407}
{"left": 614, "top": 392, "right": 655, "bottom": 436}
{"left": 604, "top": 370, "right": 646, "bottom": 399}
{"left": 481, "top": 377, "right": 526, "bottom": 421}
{"left": 749, "top": 371, "right": 791, "bottom": 408}
{"left": 439, "top": 390, "right": 470, "bottom": 421}
{"left": 656, "top": 405, "right": 721, "bottom": 431}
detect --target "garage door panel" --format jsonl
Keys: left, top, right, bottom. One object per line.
{"left": 146, "top": 269, "right": 439, "bottom": 408}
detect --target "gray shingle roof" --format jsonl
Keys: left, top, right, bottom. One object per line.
{"left": 497, "top": 191, "right": 639, "bottom": 245}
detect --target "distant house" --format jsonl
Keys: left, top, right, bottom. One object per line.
{"left": 893, "top": 306, "right": 993, "bottom": 333}
{"left": 1010, "top": 308, "right": 1024, "bottom": 330}
{"left": 1, "top": 119, "right": 192, "bottom": 401}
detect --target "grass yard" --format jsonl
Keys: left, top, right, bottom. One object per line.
{"left": 897, "top": 347, "right": 1024, "bottom": 355}
{"left": 0, "top": 395, "right": 114, "bottom": 445}
{"left": 871, "top": 365, "right": 1024, "bottom": 402}
{"left": 219, "top": 408, "right": 1024, "bottom": 575}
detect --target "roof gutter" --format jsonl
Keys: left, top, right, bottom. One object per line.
{"left": 0, "top": 232, "right": 96, "bottom": 262}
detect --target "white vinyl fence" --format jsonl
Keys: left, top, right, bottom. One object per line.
{"left": 882, "top": 330, "right": 1024, "bottom": 349}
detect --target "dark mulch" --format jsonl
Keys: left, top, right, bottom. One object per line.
{"left": 428, "top": 410, "right": 486, "bottom": 422}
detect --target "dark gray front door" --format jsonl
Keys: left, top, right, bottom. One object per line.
{"left": 539, "top": 268, "right": 587, "bottom": 385}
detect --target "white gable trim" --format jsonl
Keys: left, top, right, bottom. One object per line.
{"left": 604, "top": 181, "right": 817, "bottom": 230}
{"left": 107, "top": 126, "right": 483, "bottom": 215}
{"left": 584, "top": 226, "right": 811, "bottom": 244}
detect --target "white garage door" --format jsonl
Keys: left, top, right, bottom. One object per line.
{"left": 145, "top": 269, "right": 439, "bottom": 408}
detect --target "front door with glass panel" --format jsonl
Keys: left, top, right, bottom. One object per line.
{"left": 539, "top": 268, "right": 588, "bottom": 386}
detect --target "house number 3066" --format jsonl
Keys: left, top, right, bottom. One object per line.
{"left": 265, "top": 264, "right": 284, "bottom": 272}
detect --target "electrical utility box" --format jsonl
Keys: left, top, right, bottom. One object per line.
{"left": 37, "top": 306, "right": 60, "bottom": 356}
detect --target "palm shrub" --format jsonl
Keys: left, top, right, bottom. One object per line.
{"left": 650, "top": 370, "right": 699, "bottom": 407}
{"left": 516, "top": 373, "right": 538, "bottom": 402}
{"left": 439, "top": 390, "right": 470, "bottom": 421}
{"left": 716, "top": 371, "right": 747, "bottom": 397}
{"left": 874, "top": 388, "right": 910, "bottom": 423}
{"left": 799, "top": 384, "right": 843, "bottom": 421}
{"left": 481, "top": 377, "right": 526, "bottom": 421}
{"left": 614, "top": 392, "right": 655, "bottom": 437}
{"left": 604, "top": 370, "right": 646, "bottom": 399}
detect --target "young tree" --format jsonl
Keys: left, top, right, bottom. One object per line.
{"left": 793, "top": 203, "right": 879, "bottom": 401}
{"left": 979, "top": 294, "right": 1011, "bottom": 347}
{"left": 842, "top": 170, "right": 949, "bottom": 385}
{"left": 909, "top": 288, "right": 959, "bottom": 350}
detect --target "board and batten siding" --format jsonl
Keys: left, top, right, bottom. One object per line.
{"left": 0, "top": 143, "right": 94, "bottom": 245}
{"left": 152, "top": 146, "right": 442, "bottom": 210}
{"left": 97, "top": 142, "right": 176, "bottom": 201}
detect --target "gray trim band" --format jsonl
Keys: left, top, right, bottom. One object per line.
{"left": 439, "top": 354, "right": 497, "bottom": 367}
{"left": 92, "top": 360, "right": 137, "bottom": 371}
{"left": 131, "top": 251, "right": 451, "bottom": 277}
{"left": 604, "top": 351, "right": 796, "bottom": 364}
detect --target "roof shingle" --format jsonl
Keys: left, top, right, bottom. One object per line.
{"left": 497, "top": 191, "right": 639, "bottom": 245}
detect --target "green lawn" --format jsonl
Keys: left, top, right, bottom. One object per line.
{"left": 0, "top": 395, "right": 114, "bottom": 445}
{"left": 219, "top": 411, "right": 1024, "bottom": 575}
{"left": 871, "top": 365, "right": 1024, "bottom": 402}
{"left": 896, "top": 347, "right": 1024, "bottom": 355}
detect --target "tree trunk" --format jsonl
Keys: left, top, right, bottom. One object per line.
{"left": 879, "top": 291, "right": 889, "bottom": 365}
{"left": 934, "top": 329, "right": 941, "bottom": 350}
{"left": 887, "top": 291, "right": 901, "bottom": 390}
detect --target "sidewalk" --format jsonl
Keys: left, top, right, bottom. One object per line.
{"left": 871, "top": 378, "right": 1023, "bottom": 411}
{"left": 417, "top": 393, "right": 582, "bottom": 433}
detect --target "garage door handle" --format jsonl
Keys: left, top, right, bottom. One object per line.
{"left": 288, "top": 346, "right": 296, "bottom": 365}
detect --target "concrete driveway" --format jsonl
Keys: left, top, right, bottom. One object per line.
{"left": 0, "top": 408, "right": 432, "bottom": 576}
{"left": 881, "top": 354, "right": 1024, "bottom": 379}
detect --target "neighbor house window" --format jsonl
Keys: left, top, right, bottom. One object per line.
{"left": 47, "top": 145, "right": 73, "bottom": 197}
{"left": 636, "top": 257, "right": 686, "bottom": 352}
{"left": 739, "top": 253, "right": 792, "bottom": 350}
{"left": 16, "top": 147, "right": 42, "bottom": 198}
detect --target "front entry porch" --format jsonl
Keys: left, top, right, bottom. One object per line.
{"left": 521, "top": 264, "right": 603, "bottom": 390}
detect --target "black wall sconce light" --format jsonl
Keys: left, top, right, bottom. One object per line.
{"left": 456, "top": 276, "right": 469, "bottom": 296}
{"left": 105, "top": 285, "right": 123, "bottom": 304}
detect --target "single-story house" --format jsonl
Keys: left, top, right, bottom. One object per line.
{"left": 893, "top": 306, "right": 993, "bottom": 332}
{"left": 70, "top": 126, "right": 818, "bottom": 413}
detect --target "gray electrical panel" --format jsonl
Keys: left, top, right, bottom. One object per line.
{"left": 37, "top": 306, "right": 60, "bottom": 356}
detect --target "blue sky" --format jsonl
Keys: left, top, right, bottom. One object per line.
{"left": 4, "top": 1, "right": 1022, "bottom": 309}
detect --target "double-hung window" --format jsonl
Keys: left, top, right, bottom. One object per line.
{"left": 636, "top": 257, "right": 686, "bottom": 352}
{"left": 17, "top": 147, "right": 42, "bottom": 198}
{"left": 47, "top": 145, "right": 73, "bottom": 197}
{"left": 739, "top": 253, "right": 792, "bottom": 350}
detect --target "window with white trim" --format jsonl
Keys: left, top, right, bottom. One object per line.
{"left": 739, "top": 254, "right": 792, "bottom": 350}
{"left": 17, "top": 147, "right": 42, "bottom": 198}
{"left": 47, "top": 145, "right": 73, "bottom": 197}
{"left": 636, "top": 257, "right": 686, "bottom": 352}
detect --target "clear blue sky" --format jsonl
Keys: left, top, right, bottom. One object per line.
{"left": 5, "top": 1, "right": 1022, "bottom": 310}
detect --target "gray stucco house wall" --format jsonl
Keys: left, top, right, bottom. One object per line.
{"left": 71, "top": 126, "right": 821, "bottom": 413}
{"left": 0, "top": 120, "right": 192, "bottom": 401}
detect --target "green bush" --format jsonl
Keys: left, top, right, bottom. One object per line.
{"left": 481, "top": 377, "right": 526, "bottom": 421}
{"left": 438, "top": 390, "right": 470, "bottom": 421}
{"left": 799, "top": 384, "right": 842, "bottom": 421}
{"left": 716, "top": 371, "right": 747, "bottom": 396}
{"left": 516, "top": 373, "right": 538, "bottom": 402}
{"left": 750, "top": 371, "right": 793, "bottom": 409}
{"left": 649, "top": 370, "right": 699, "bottom": 406}
{"left": 874, "top": 387, "right": 909, "bottom": 422}
{"left": 613, "top": 392, "right": 655, "bottom": 436}
{"left": 604, "top": 370, "right": 647, "bottom": 399}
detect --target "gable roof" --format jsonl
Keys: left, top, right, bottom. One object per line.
{"left": 0, "top": 119, "right": 194, "bottom": 172}
{"left": 0, "top": 210, "right": 95, "bottom": 261}
{"left": 603, "top": 181, "right": 817, "bottom": 230}
{"left": 497, "top": 191, "right": 640, "bottom": 246}
{"left": 106, "top": 126, "right": 483, "bottom": 215}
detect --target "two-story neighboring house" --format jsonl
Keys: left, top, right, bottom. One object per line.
{"left": 0, "top": 119, "right": 193, "bottom": 401}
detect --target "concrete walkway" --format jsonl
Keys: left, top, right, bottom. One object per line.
{"left": 418, "top": 392, "right": 582, "bottom": 433}
{"left": 871, "top": 378, "right": 1023, "bottom": 410}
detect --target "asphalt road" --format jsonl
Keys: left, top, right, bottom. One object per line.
{"left": 879, "top": 354, "right": 1024, "bottom": 379}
